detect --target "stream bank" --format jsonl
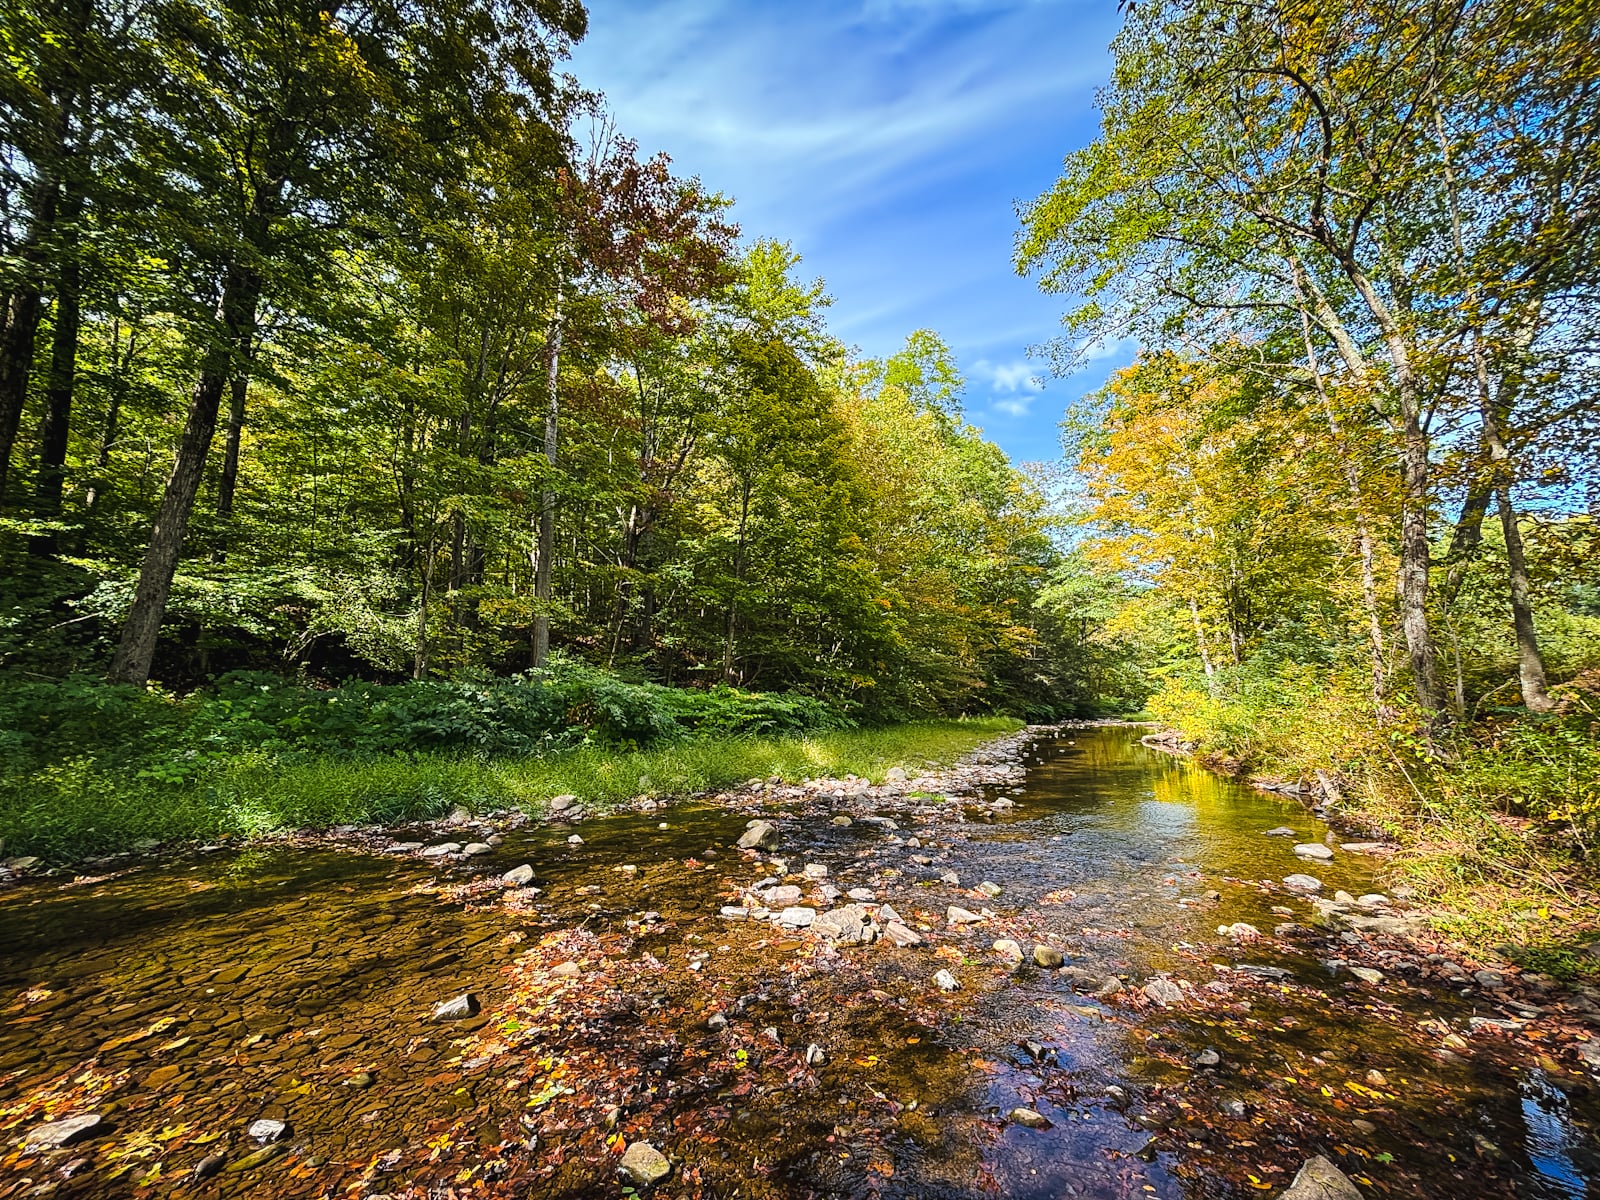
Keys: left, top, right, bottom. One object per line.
{"left": 4, "top": 724, "right": 1599, "bottom": 1198}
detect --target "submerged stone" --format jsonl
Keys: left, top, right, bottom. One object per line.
{"left": 618, "top": 1141, "right": 671, "bottom": 1188}
{"left": 432, "top": 993, "right": 480, "bottom": 1021}
{"left": 1293, "top": 843, "right": 1334, "bottom": 861}
{"left": 1143, "top": 977, "right": 1184, "bottom": 1007}
{"left": 502, "top": 864, "right": 535, "bottom": 886}
{"left": 1008, "top": 1107, "right": 1050, "bottom": 1128}
{"left": 248, "top": 1118, "right": 289, "bottom": 1143}
{"left": 24, "top": 1114, "right": 101, "bottom": 1151}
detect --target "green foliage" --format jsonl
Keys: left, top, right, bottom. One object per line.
{"left": 0, "top": 711, "right": 1017, "bottom": 861}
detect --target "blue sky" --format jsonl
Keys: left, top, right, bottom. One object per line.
{"left": 566, "top": 0, "right": 1131, "bottom": 466}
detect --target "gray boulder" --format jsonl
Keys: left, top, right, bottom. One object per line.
{"left": 738, "top": 821, "right": 780, "bottom": 851}
{"left": 1277, "top": 1155, "right": 1361, "bottom": 1200}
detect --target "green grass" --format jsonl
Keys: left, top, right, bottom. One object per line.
{"left": 0, "top": 718, "right": 1021, "bottom": 863}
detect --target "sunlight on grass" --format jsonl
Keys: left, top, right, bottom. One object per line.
{"left": 0, "top": 718, "right": 1022, "bottom": 860}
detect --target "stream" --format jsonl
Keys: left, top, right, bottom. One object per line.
{"left": 3, "top": 725, "right": 1598, "bottom": 1198}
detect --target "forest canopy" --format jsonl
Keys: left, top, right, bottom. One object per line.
{"left": 0, "top": 0, "right": 1102, "bottom": 722}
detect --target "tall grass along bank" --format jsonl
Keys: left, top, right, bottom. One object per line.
{"left": 1, "top": 717, "right": 1021, "bottom": 864}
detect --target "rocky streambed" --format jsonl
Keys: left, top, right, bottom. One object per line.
{"left": 3, "top": 725, "right": 1599, "bottom": 1199}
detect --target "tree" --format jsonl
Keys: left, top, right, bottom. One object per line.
{"left": 107, "top": 0, "right": 587, "bottom": 685}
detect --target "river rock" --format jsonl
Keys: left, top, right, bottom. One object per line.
{"left": 1334, "top": 890, "right": 1357, "bottom": 905}
{"left": 977, "top": 881, "right": 1003, "bottom": 898}
{"left": 24, "top": 1114, "right": 101, "bottom": 1151}
{"left": 420, "top": 842, "right": 461, "bottom": 857}
{"left": 720, "top": 906, "right": 750, "bottom": 920}
{"left": 567, "top": 834, "right": 584, "bottom": 845}
{"left": 847, "top": 887, "right": 875, "bottom": 901}
{"left": 432, "top": 993, "right": 480, "bottom": 1021}
{"left": 1356, "top": 893, "right": 1389, "bottom": 907}
{"left": 1341, "top": 842, "right": 1388, "bottom": 853}
{"left": 1195, "top": 1048, "right": 1221, "bottom": 1067}
{"left": 1220, "top": 922, "right": 1260, "bottom": 940}
{"left": 1475, "top": 969, "right": 1507, "bottom": 989}
{"left": 939, "top": 870, "right": 961, "bottom": 886}
{"left": 549, "top": 794, "right": 577, "bottom": 812}
{"left": 461, "top": 842, "right": 491, "bottom": 857}
{"left": 1032, "top": 945, "right": 1065, "bottom": 969}
{"left": 226, "top": 1144, "right": 285, "bottom": 1173}
{"left": 618, "top": 1141, "right": 671, "bottom": 1188}
{"left": 933, "top": 968, "right": 961, "bottom": 991}
{"left": 1350, "top": 966, "right": 1384, "bottom": 985}
{"left": 777, "top": 906, "right": 815, "bottom": 928}
{"left": 993, "top": 939, "right": 1025, "bottom": 963}
{"left": 764, "top": 885, "right": 803, "bottom": 906}
{"left": 884, "top": 921, "right": 923, "bottom": 947}
{"left": 805, "top": 1043, "right": 826, "bottom": 1065}
{"left": 885, "top": 767, "right": 908, "bottom": 782}
{"left": 803, "top": 862, "right": 828, "bottom": 879}
{"left": 1277, "top": 1155, "right": 1361, "bottom": 1200}
{"left": 738, "top": 821, "right": 780, "bottom": 851}
{"left": 831, "top": 815, "right": 853, "bottom": 827}
{"left": 1008, "top": 1107, "right": 1050, "bottom": 1128}
{"left": 248, "top": 1118, "right": 289, "bottom": 1144}
{"left": 502, "top": 864, "right": 535, "bottom": 886}
{"left": 1263, "top": 827, "right": 1297, "bottom": 838}
{"left": 1293, "top": 843, "right": 1334, "bottom": 861}
{"left": 947, "top": 905, "right": 984, "bottom": 925}
{"left": 1143, "top": 977, "right": 1185, "bottom": 1007}
{"left": 1283, "top": 874, "right": 1323, "bottom": 891}
{"left": 813, "top": 905, "right": 873, "bottom": 945}
{"left": 1095, "top": 977, "right": 1124, "bottom": 998}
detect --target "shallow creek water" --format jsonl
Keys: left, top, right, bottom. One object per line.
{"left": 3, "top": 727, "right": 1599, "bottom": 1198}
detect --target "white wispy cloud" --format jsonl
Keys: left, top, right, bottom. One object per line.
{"left": 568, "top": 0, "right": 1119, "bottom": 461}
{"left": 974, "top": 358, "right": 1045, "bottom": 393}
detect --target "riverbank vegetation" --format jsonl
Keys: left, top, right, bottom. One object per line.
{"left": 1018, "top": 0, "right": 1600, "bottom": 957}
{"left": 0, "top": 667, "right": 1017, "bottom": 859}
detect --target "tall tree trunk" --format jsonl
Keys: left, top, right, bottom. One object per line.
{"left": 0, "top": 160, "right": 65, "bottom": 508}
{"left": 1480, "top": 399, "right": 1556, "bottom": 712}
{"left": 414, "top": 532, "right": 434, "bottom": 680}
{"left": 29, "top": 199, "right": 83, "bottom": 555}
{"left": 533, "top": 297, "right": 560, "bottom": 667}
{"left": 108, "top": 266, "right": 261, "bottom": 684}
{"left": 1297, "top": 302, "right": 1386, "bottom": 710}
{"left": 84, "top": 319, "right": 134, "bottom": 515}
{"left": 213, "top": 335, "right": 253, "bottom": 555}
{"left": 724, "top": 484, "right": 751, "bottom": 685}
{"left": 1189, "top": 597, "right": 1215, "bottom": 680}
{"left": 1295, "top": 252, "right": 1446, "bottom": 719}
{"left": 1440, "top": 477, "right": 1491, "bottom": 610}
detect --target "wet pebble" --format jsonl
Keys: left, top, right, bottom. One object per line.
{"left": 1032, "top": 945, "right": 1064, "bottom": 969}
